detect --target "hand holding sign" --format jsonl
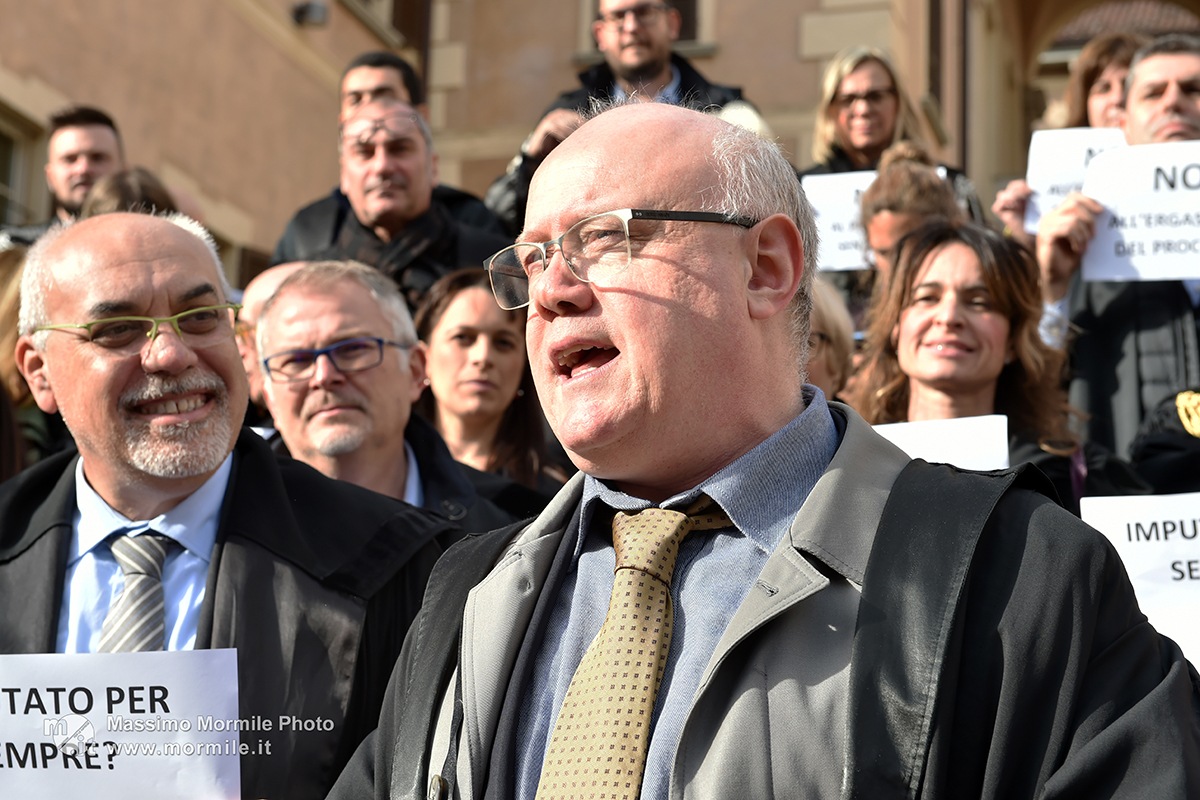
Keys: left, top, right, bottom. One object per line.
{"left": 1081, "top": 140, "right": 1200, "bottom": 281}
{"left": 1022, "top": 127, "right": 1127, "bottom": 234}
{"left": 1036, "top": 192, "right": 1105, "bottom": 303}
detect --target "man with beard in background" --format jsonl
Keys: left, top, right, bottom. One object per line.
{"left": 0, "top": 213, "right": 450, "bottom": 800}
{"left": 483, "top": 0, "right": 762, "bottom": 236}
{"left": 4, "top": 106, "right": 125, "bottom": 244}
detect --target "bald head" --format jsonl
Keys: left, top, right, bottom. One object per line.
{"left": 239, "top": 262, "right": 305, "bottom": 408}
{"left": 520, "top": 102, "right": 813, "bottom": 499}
{"left": 14, "top": 212, "right": 246, "bottom": 517}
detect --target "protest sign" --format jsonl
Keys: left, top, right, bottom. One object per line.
{"left": 0, "top": 649, "right": 239, "bottom": 799}
{"left": 801, "top": 171, "right": 877, "bottom": 271}
{"left": 1080, "top": 492, "right": 1200, "bottom": 663}
{"left": 1022, "top": 127, "right": 1126, "bottom": 233}
{"left": 1081, "top": 140, "right": 1200, "bottom": 281}
{"left": 873, "top": 415, "right": 1010, "bottom": 471}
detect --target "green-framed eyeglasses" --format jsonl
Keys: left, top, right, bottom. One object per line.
{"left": 34, "top": 304, "right": 242, "bottom": 350}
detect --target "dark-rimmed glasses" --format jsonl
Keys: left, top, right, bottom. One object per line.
{"left": 262, "top": 337, "right": 412, "bottom": 383}
{"left": 484, "top": 208, "right": 759, "bottom": 310}
{"left": 34, "top": 304, "right": 242, "bottom": 350}
{"left": 833, "top": 88, "right": 896, "bottom": 112}
{"left": 598, "top": 3, "right": 670, "bottom": 26}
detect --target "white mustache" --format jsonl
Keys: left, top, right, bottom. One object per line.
{"left": 121, "top": 372, "right": 226, "bottom": 407}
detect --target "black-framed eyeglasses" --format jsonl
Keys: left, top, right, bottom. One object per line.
{"left": 598, "top": 2, "right": 670, "bottom": 26}
{"left": 484, "top": 208, "right": 759, "bottom": 310}
{"left": 34, "top": 304, "right": 242, "bottom": 350}
{"left": 833, "top": 87, "right": 896, "bottom": 111}
{"left": 262, "top": 336, "right": 412, "bottom": 383}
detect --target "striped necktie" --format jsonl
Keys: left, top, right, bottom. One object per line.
{"left": 97, "top": 533, "right": 173, "bottom": 653}
{"left": 535, "top": 497, "right": 730, "bottom": 800}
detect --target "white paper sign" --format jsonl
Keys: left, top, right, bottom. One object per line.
{"left": 1023, "top": 127, "right": 1127, "bottom": 233}
{"left": 1080, "top": 492, "right": 1200, "bottom": 663}
{"left": 1081, "top": 141, "right": 1200, "bottom": 281}
{"left": 801, "top": 171, "right": 878, "bottom": 271}
{"left": 0, "top": 649, "right": 240, "bottom": 799}
{"left": 873, "top": 415, "right": 1010, "bottom": 471}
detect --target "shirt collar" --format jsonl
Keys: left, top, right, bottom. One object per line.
{"left": 69, "top": 454, "right": 234, "bottom": 566}
{"left": 611, "top": 63, "right": 682, "bottom": 105}
{"left": 579, "top": 386, "right": 840, "bottom": 559}
{"left": 403, "top": 440, "right": 424, "bottom": 508}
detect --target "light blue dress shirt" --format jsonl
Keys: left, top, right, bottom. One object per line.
{"left": 55, "top": 455, "right": 233, "bottom": 653}
{"left": 515, "top": 386, "right": 840, "bottom": 799}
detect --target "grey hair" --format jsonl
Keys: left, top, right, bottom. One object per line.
{"left": 701, "top": 120, "right": 820, "bottom": 366}
{"left": 338, "top": 104, "right": 434, "bottom": 153}
{"left": 19, "top": 212, "right": 232, "bottom": 350}
{"left": 256, "top": 260, "right": 417, "bottom": 365}
{"left": 575, "top": 100, "right": 819, "bottom": 370}
{"left": 1126, "top": 33, "right": 1200, "bottom": 95}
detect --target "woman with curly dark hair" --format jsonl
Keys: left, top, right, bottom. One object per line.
{"left": 414, "top": 269, "right": 568, "bottom": 515}
{"left": 851, "top": 220, "right": 1146, "bottom": 514}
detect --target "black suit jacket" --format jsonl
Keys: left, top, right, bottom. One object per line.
{"left": 0, "top": 428, "right": 454, "bottom": 800}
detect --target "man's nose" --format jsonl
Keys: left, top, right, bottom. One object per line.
{"left": 141, "top": 324, "right": 199, "bottom": 374}
{"left": 1162, "top": 81, "right": 1185, "bottom": 109}
{"left": 309, "top": 352, "right": 346, "bottom": 386}
{"left": 530, "top": 248, "right": 594, "bottom": 319}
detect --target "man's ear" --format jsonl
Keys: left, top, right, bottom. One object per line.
{"left": 745, "top": 213, "right": 804, "bottom": 322}
{"left": 16, "top": 336, "right": 58, "bottom": 414}
{"left": 430, "top": 151, "right": 440, "bottom": 187}
{"left": 666, "top": 7, "right": 682, "bottom": 42}
{"left": 407, "top": 344, "right": 428, "bottom": 405}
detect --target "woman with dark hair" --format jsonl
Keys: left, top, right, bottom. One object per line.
{"left": 993, "top": 31, "right": 1149, "bottom": 242}
{"left": 852, "top": 220, "right": 1147, "bottom": 514}
{"left": 414, "top": 269, "right": 567, "bottom": 514}
{"left": 1063, "top": 31, "right": 1151, "bottom": 130}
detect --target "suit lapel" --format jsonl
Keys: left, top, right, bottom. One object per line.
{"left": 0, "top": 457, "right": 78, "bottom": 653}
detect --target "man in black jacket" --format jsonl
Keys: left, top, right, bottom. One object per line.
{"left": 483, "top": 0, "right": 758, "bottom": 236}
{"left": 257, "top": 260, "right": 516, "bottom": 538}
{"left": 1, "top": 212, "right": 450, "bottom": 800}
{"left": 3, "top": 106, "right": 125, "bottom": 245}
{"left": 272, "top": 100, "right": 509, "bottom": 311}
{"left": 329, "top": 102, "right": 1200, "bottom": 800}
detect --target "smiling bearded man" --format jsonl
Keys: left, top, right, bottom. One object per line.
{"left": 0, "top": 212, "right": 451, "bottom": 800}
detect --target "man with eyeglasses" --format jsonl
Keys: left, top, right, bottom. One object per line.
{"left": 271, "top": 53, "right": 506, "bottom": 276}
{"left": 272, "top": 101, "right": 510, "bottom": 311}
{"left": 484, "top": 0, "right": 761, "bottom": 237}
{"left": 0, "top": 213, "right": 453, "bottom": 800}
{"left": 329, "top": 103, "right": 1200, "bottom": 799}
{"left": 256, "top": 260, "right": 516, "bottom": 537}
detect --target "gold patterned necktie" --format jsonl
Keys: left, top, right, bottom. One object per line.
{"left": 535, "top": 497, "right": 731, "bottom": 800}
{"left": 97, "top": 533, "right": 173, "bottom": 653}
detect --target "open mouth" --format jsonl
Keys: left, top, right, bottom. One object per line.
{"left": 133, "top": 394, "right": 208, "bottom": 416}
{"left": 556, "top": 343, "right": 619, "bottom": 379}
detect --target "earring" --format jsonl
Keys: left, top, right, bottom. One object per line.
{"left": 516, "top": 388, "right": 525, "bottom": 397}
{"left": 422, "top": 377, "right": 431, "bottom": 386}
